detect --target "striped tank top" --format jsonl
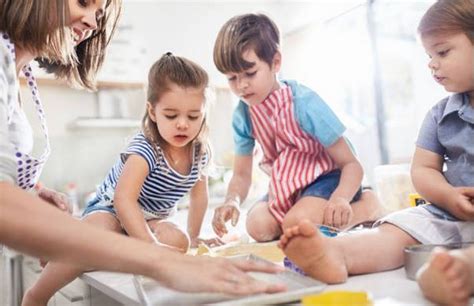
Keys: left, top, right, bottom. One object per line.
{"left": 95, "top": 133, "right": 208, "bottom": 219}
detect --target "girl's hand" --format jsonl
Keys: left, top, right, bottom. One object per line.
{"left": 36, "top": 186, "right": 70, "bottom": 213}
{"left": 323, "top": 197, "right": 353, "bottom": 228}
{"left": 212, "top": 202, "right": 240, "bottom": 237}
{"left": 447, "top": 187, "right": 474, "bottom": 221}
{"left": 190, "top": 236, "right": 225, "bottom": 249}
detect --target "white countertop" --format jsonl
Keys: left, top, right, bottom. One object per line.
{"left": 82, "top": 267, "right": 440, "bottom": 305}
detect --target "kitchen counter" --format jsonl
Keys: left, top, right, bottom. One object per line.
{"left": 81, "top": 267, "right": 441, "bottom": 305}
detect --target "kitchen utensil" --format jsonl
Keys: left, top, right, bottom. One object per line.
{"left": 133, "top": 254, "right": 326, "bottom": 305}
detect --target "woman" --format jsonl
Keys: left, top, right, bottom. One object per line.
{"left": 0, "top": 0, "right": 285, "bottom": 296}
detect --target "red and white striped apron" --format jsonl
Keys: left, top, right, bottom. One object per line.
{"left": 249, "top": 85, "right": 336, "bottom": 223}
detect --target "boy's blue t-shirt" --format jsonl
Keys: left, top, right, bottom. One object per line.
{"left": 232, "top": 80, "right": 346, "bottom": 155}
{"left": 416, "top": 92, "right": 474, "bottom": 187}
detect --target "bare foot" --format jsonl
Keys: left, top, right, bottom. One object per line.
{"left": 279, "top": 219, "right": 348, "bottom": 284}
{"left": 417, "top": 247, "right": 474, "bottom": 306}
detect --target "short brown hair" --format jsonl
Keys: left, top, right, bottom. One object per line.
{"left": 143, "top": 53, "right": 210, "bottom": 167}
{"left": 418, "top": 0, "right": 474, "bottom": 42}
{"left": 0, "top": 0, "right": 122, "bottom": 90}
{"left": 213, "top": 13, "right": 280, "bottom": 73}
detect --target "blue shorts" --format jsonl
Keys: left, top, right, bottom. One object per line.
{"left": 261, "top": 169, "right": 362, "bottom": 203}
{"left": 82, "top": 197, "right": 117, "bottom": 218}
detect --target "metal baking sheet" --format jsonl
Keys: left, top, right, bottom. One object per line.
{"left": 133, "top": 254, "right": 326, "bottom": 305}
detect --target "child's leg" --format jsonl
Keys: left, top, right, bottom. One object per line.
{"left": 148, "top": 219, "right": 190, "bottom": 253}
{"left": 246, "top": 201, "right": 281, "bottom": 242}
{"left": 282, "top": 193, "right": 381, "bottom": 230}
{"left": 279, "top": 219, "right": 418, "bottom": 284}
{"left": 22, "top": 213, "right": 122, "bottom": 306}
{"left": 346, "top": 189, "right": 384, "bottom": 228}
{"left": 417, "top": 247, "right": 474, "bottom": 306}
{"left": 281, "top": 196, "right": 327, "bottom": 229}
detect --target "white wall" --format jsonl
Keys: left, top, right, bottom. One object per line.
{"left": 23, "top": 1, "right": 443, "bottom": 202}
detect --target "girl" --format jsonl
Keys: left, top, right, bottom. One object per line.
{"left": 22, "top": 53, "right": 233, "bottom": 305}
{"left": 0, "top": 0, "right": 283, "bottom": 301}
{"left": 278, "top": 0, "right": 474, "bottom": 296}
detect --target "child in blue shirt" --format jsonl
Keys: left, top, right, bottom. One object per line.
{"left": 211, "top": 13, "right": 382, "bottom": 243}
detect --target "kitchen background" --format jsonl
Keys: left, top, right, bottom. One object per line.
{"left": 21, "top": 0, "right": 445, "bottom": 211}
{"left": 2, "top": 0, "right": 451, "bottom": 305}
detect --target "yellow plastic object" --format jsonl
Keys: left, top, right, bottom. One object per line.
{"left": 408, "top": 193, "right": 428, "bottom": 207}
{"left": 302, "top": 291, "right": 373, "bottom": 306}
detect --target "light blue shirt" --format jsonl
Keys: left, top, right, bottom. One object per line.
{"left": 232, "top": 80, "right": 345, "bottom": 155}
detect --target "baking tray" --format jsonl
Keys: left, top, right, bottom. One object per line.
{"left": 404, "top": 242, "right": 474, "bottom": 280}
{"left": 133, "top": 254, "right": 326, "bottom": 305}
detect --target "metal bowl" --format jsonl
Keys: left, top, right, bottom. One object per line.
{"left": 404, "top": 242, "right": 474, "bottom": 280}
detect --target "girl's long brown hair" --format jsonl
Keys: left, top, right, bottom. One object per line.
{"left": 143, "top": 53, "right": 211, "bottom": 174}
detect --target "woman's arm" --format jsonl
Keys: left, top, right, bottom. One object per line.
{"left": 0, "top": 182, "right": 286, "bottom": 295}
{"left": 187, "top": 176, "right": 208, "bottom": 244}
{"left": 0, "top": 181, "right": 160, "bottom": 272}
{"left": 114, "top": 154, "right": 157, "bottom": 243}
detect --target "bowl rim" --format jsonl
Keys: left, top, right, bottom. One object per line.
{"left": 404, "top": 242, "right": 474, "bottom": 253}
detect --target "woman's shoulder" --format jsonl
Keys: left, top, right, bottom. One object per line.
{"left": 0, "top": 41, "right": 17, "bottom": 91}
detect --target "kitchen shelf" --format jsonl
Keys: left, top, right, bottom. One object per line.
{"left": 20, "top": 77, "right": 145, "bottom": 90}
{"left": 68, "top": 117, "right": 141, "bottom": 129}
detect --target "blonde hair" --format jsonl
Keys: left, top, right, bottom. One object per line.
{"left": 213, "top": 13, "right": 280, "bottom": 73}
{"left": 143, "top": 53, "right": 211, "bottom": 172}
{"left": 0, "top": 0, "right": 122, "bottom": 90}
{"left": 418, "top": 0, "right": 474, "bottom": 42}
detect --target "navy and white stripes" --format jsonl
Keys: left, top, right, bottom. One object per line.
{"left": 95, "top": 133, "right": 207, "bottom": 218}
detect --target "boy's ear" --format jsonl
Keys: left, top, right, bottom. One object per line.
{"left": 272, "top": 51, "right": 282, "bottom": 73}
{"left": 147, "top": 102, "right": 157, "bottom": 122}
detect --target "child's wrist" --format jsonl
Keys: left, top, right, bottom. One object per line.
{"left": 224, "top": 195, "right": 240, "bottom": 207}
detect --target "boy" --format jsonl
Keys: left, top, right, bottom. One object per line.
{"left": 211, "top": 13, "right": 381, "bottom": 242}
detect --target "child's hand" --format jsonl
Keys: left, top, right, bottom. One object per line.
{"left": 36, "top": 186, "right": 71, "bottom": 213}
{"left": 212, "top": 202, "right": 240, "bottom": 237}
{"left": 190, "top": 236, "right": 225, "bottom": 249}
{"left": 447, "top": 187, "right": 474, "bottom": 221}
{"left": 323, "top": 197, "right": 353, "bottom": 228}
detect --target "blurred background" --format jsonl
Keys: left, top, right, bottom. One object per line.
{"left": 20, "top": 0, "right": 446, "bottom": 211}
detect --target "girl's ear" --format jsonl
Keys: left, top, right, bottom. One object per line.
{"left": 272, "top": 51, "right": 282, "bottom": 73}
{"left": 147, "top": 102, "right": 157, "bottom": 122}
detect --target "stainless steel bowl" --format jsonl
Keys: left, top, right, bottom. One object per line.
{"left": 404, "top": 242, "right": 474, "bottom": 280}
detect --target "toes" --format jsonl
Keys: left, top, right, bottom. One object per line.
{"left": 430, "top": 248, "right": 453, "bottom": 271}
{"left": 299, "top": 219, "right": 316, "bottom": 236}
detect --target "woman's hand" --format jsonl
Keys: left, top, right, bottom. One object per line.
{"left": 36, "top": 186, "right": 70, "bottom": 213}
{"left": 156, "top": 254, "right": 287, "bottom": 295}
{"left": 190, "top": 236, "right": 225, "bottom": 249}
